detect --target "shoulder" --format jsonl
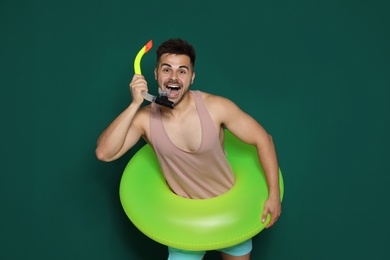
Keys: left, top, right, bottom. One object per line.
{"left": 199, "top": 91, "right": 234, "bottom": 106}
{"left": 135, "top": 104, "right": 152, "bottom": 119}
{"left": 199, "top": 91, "right": 239, "bottom": 112}
{"left": 198, "top": 91, "right": 243, "bottom": 124}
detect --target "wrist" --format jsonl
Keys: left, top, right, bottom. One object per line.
{"left": 129, "top": 101, "right": 142, "bottom": 109}
{"left": 267, "top": 191, "right": 280, "bottom": 201}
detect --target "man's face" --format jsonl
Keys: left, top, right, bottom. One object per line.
{"left": 154, "top": 53, "right": 195, "bottom": 105}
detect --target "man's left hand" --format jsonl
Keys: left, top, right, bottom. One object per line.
{"left": 261, "top": 197, "right": 282, "bottom": 228}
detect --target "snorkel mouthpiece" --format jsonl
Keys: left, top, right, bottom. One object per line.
{"left": 155, "top": 95, "right": 174, "bottom": 109}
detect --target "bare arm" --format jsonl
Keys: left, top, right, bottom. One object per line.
{"left": 95, "top": 75, "right": 149, "bottom": 162}
{"left": 207, "top": 94, "right": 281, "bottom": 228}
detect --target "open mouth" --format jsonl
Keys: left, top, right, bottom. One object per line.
{"left": 166, "top": 85, "right": 181, "bottom": 96}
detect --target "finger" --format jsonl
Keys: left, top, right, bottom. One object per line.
{"left": 132, "top": 74, "right": 145, "bottom": 81}
{"left": 266, "top": 214, "right": 280, "bottom": 228}
{"left": 130, "top": 77, "right": 148, "bottom": 92}
{"left": 266, "top": 217, "right": 276, "bottom": 228}
{"left": 261, "top": 209, "right": 269, "bottom": 224}
{"left": 266, "top": 221, "right": 273, "bottom": 229}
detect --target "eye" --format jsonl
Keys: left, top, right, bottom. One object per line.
{"left": 178, "top": 69, "right": 187, "bottom": 75}
{"left": 162, "top": 68, "right": 170, "bottom": 73}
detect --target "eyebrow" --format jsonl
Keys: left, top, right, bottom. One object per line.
{"left": 160, "top": 63, "right": 190, "bottom": 70}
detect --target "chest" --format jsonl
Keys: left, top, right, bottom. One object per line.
{"left": 161, "top": 111, "right": 202, "bottom": 152}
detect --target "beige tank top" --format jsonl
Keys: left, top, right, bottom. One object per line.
{"left": 150, "top": 91, "right": 235, "bottom": 199}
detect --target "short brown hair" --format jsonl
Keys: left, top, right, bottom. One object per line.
{"left": 156, "top": 38, "right": 196, "bottom": 68}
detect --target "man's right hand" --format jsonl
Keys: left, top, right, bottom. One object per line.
{"left": 129, "top": 74, "right": 148, "bottom": 106}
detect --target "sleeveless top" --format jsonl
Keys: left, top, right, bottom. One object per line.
{"left": 150, "top": 91, "right": 235, "bottom": 199}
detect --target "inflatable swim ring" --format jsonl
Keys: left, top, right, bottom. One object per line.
{"left": 119, "top": 130, "right": 284, "bottom": 251}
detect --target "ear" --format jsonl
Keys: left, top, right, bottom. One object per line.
{"left": 154, "top": 68, "right": 157, "bottom": 80}
{"left": 191, "top": 72, "right": 195, "bottom": 84}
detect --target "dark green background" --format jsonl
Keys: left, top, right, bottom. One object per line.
{"left": 1, "top": 0, "right": 389, "bottom": 259}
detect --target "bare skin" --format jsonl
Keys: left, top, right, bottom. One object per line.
{"left": 96, "top": 53, "right": 281, "bottom": 259}
{"left": 221, "top": 252, "right": 250, "bottom": 260}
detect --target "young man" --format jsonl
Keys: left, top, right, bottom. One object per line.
{"left": 96, "top": 38, "right": 281, "bottom": 260}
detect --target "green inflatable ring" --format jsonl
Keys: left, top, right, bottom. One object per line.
{"left": 119, "top": 131, "right": 284, "bottom": 251}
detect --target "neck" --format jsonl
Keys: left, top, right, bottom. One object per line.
{"left": 160, "top": 90, "right": 192, "bottom": 116}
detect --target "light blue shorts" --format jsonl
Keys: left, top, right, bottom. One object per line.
{"left": 167, "top": 239, "right": 252, "bottom": 260}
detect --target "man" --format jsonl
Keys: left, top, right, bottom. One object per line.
{"left": 96, "top": 38, "right": 281, "bottom": 260}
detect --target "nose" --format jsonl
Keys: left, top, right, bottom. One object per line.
{"left": 170, "top": 71, "right": 179, "bottom": 81}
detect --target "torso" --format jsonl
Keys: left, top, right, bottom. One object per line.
{"left": 147, "top": 90, "right": 235, "bottom": 199}
{"left": 161, "top": 108, "right": 202, "bottom": 152}
{"left": 140, "top": 91, "right": 224, "bottom": 150}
